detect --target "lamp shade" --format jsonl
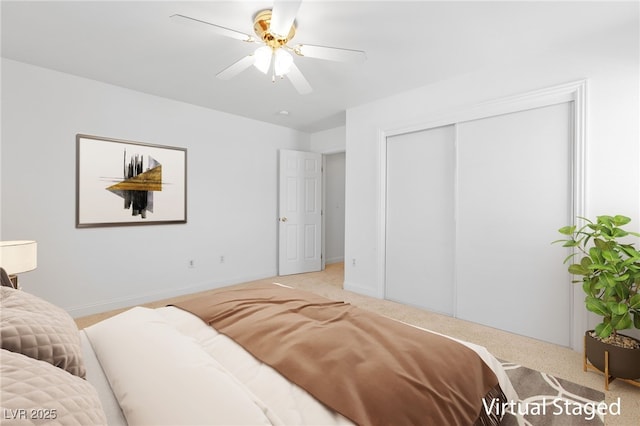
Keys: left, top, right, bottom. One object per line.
{"left": 0, "top": 241, "right": 37, "bottom": 275}
{"left": 253, "top": 46, "right": 272, "bottom": 74}
{"left": 274, "top": 49, "right": 293, "bottom": 76}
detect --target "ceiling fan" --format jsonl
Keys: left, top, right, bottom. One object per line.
{"left": 170, "top": 0, "right": 366, "bottom": 94}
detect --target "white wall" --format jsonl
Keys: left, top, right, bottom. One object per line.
{"left": 344, "top": 17, "right": 639, "bottom": 340}
{"left": 324, "top": 152, "right": 345, "bottom": 264}
{"left": 309, "top": 126, "right": 346, "bottom": 154}
{"left": 1, "top": 59, "right": 309, "bottom": 316}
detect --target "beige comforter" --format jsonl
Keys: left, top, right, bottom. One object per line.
{"left": 174, "top": 284, "right": 505, "bottom": 426}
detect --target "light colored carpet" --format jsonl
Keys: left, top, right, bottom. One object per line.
{"left": 76, "top": 262, "right": 639, "bottom": 425}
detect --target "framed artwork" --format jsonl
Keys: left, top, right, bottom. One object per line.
{"left": 76, "top": 134, "right": 187, "bottom": 228}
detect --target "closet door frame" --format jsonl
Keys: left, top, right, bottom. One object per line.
{"left": 376, "top": 80, "right": 587, "bottom": 350}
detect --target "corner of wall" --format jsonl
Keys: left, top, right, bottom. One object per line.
{"left": 309, "top": 126, "right": 346, "bottom": 153}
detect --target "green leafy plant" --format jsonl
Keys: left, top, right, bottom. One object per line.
{"left": 554, "top": 215, "right": 640, "bottom": 339}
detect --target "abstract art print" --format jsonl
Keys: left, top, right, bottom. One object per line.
{"left": 76, "top": 134, "right": 187, "bottom": 227}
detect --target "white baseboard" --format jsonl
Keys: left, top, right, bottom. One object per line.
{"left": 343, "top": 280, "right": 383, "bottom": 299}
{"left": 325, "top": 256, "right": 344, "bottom": 264}
{"left": 66, "top": 271, "right": 276, "bottom": 318}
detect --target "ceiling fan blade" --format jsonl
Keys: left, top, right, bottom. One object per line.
{"left": 216, "top": 55, "right": 255, "bottom": 80}
{"left": 294, "top": 44, "right": 366, "bottom": 63}
{"left": 286, "top": 62, "right": 312, "bottom": 95}
{"left": 170, "top": 14, "right": 255, "bottom": 42}
{"left": 270, "top": 0, "right": 302, "bottom": 38}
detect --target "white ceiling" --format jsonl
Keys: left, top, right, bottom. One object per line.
{"left": 1, "top": 1, "right": 636, "bottom": 133}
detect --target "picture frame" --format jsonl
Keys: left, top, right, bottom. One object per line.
{"left": 76, "top": 134, "right": 187, "bottom": 228}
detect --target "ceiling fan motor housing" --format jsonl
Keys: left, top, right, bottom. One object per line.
{"left": 253, "top": 10, "right": 295, "bottom": 49}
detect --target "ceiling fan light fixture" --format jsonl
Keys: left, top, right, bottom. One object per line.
{"left": 176, "top": 3, "right": 364, "bottom": 95}
{"left": 253, "top": 45, "right": 272, "bottom": 74}
{"left": 274, "top": 49, "right": 293, "bottom": 76}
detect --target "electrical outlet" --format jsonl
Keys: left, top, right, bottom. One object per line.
{"left": 188, "top": 260, "right": 195, "bottom": 268}
{"left": 220, "top": 255, "right": 225, "bottom": 264}
{"left": 352, "top": 258, "right": 356, "bottom": 266}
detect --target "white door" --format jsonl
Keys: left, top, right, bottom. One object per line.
{"left": 456, "top": 103, "right": 572, "bottom": 346}
{"left": 278, "top": 149, "right": 322, "bottom": 275}
{"left": 385, "top": 125, "right": 456, "bottom": 315}
{"left": 383, "top": 102, "right": 573, "bottom": 347}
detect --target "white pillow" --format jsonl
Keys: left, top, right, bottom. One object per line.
{"left": 85, "top": 307, "right": 277, "bottom": 426}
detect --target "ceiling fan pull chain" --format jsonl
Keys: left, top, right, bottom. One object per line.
{"left": 272, "top": 52, "right": 276, "bottom": 82}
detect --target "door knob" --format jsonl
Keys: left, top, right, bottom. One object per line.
{"left": 280, "top": 217, "right": 288, "bottom": 222}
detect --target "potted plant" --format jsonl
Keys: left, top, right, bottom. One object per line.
{"left": 554, "top": 214, "right": 640, "bottom": 386}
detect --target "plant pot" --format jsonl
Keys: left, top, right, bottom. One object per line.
{"left": 584, "top": 330, "right": 640, "bottom": 380}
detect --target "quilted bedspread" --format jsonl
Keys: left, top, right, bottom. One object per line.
{"left": 0, "top": 287, "right": 86, "bottom": 378}
{"left": 0, "top": 349, "right": 107, "bottom": 425}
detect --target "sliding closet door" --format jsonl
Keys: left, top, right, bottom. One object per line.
{"left": 385, "top": 125, "right": 455, "bottom": 315}
{"left": 456, "top": 102, "right": 573, "bottom": 346}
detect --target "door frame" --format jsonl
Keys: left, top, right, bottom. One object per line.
{"left": 278, "top": 148, "right": 347, "bottom": 275}
{"left": 376, "top": 80, "right": 587, "bottom": 350}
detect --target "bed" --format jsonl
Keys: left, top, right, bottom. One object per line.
{"left": 1, "top": 283, "right": 518, "bottom": 425}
